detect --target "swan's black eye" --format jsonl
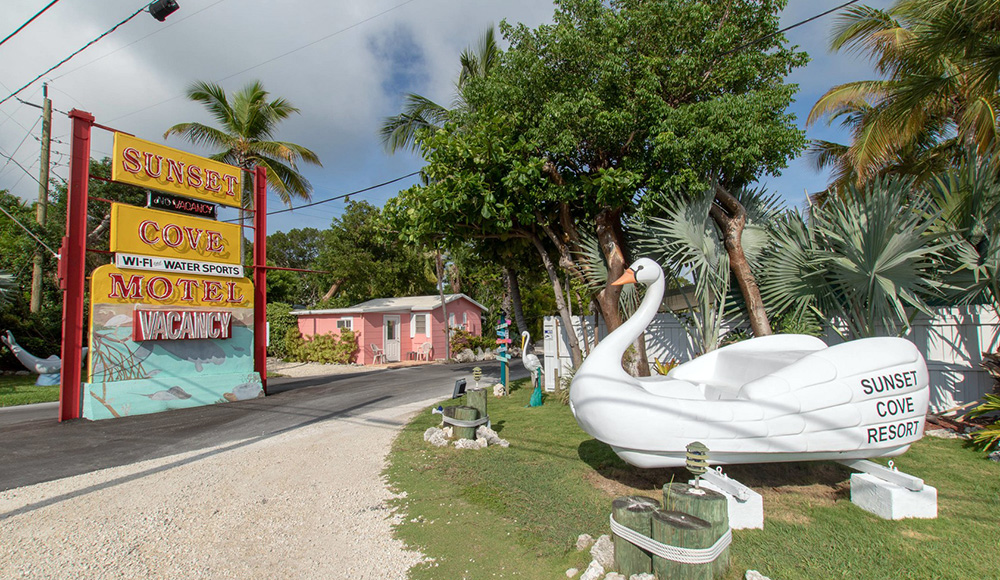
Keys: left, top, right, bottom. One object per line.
{"left": 634, "top": 265, "right": 644, "bottom": 273}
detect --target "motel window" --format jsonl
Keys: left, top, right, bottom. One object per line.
{"left": 337, "top": 318, "right": 352, "bottom": 331}
{"left": 412, "top": 313, "right": 428, "bottom": 337}
{"left": 462, "top": 312, "right": 468, "bottom": 329}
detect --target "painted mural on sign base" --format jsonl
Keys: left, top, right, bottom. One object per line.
{"left": 83, "top": 264, "right": 262, "bottom": 421}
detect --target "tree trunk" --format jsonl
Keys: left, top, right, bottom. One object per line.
{"left": 710, "top": 185, "right": 772, "bottom": 337}
{"left": 503, "top": 265, "right": 529, "bottom": 339}
{"left": 320, "top": 279, "right": 345, "bottom": 303}
{"left": 528, "top": 232, "right": 582, "bottom": 367}
{"left": 595, "top": 208, "right": 650, "bottom": 375}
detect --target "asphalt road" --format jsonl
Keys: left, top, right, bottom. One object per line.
{"left": 0, "top": 361, "right": 528, "bottom": 492}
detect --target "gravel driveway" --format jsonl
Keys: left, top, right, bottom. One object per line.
{"left": 0, "top": 361, "right": 434, "bottom": 579}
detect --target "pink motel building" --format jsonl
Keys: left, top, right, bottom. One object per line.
{"left": 292, "top": 293, "right": 486, "bottom": 365}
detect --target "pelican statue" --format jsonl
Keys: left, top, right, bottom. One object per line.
{"left": 569, "top": 258, "right": 930, "bottom": 468}
{"left": 521, "top": 330, "right": 543, "bottom": 407}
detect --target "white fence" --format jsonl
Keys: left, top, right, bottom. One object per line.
{"left": 542, "top": 305, "right": 999, "bottom": 413}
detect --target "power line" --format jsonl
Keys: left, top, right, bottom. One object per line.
{"left": 0, "top": 4, "right": 148, "bottom": 106}
{"left": 720, "top": 0, "right": 862, "bottom": 58}
{"left": 52, "top": 0, "right": 231, "bottom": 81}
{"left": 0, "top": 117, "right": 41, "bottom": 180}
{"left": 107, "top": 0, "right": 421, "bottom": 123}
{"left": 223, "top": 170, "right": 421, "bottom": 223}
{"left": 0, "top": 0, "right": 62, "bottom": 48}
{"left": 0, "top": 146, "right": 44, "bottom": 188}
{"left": 0, "top": 204, "right": 59, "bottom": 258}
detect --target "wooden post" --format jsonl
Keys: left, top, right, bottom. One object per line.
{"left": 651, "top": 510, "right": 715, "bottom": 580}
{"left": 612, "top": 495, "right": 661, "bottom": 577}
{"left": 664, "top": 483, "right": 730, "bottom": 577}
{"left": 453, "top": 405, "right": 479, "bottom": 440}
{"left": 466, "top": 388, "right": 487, "bottom": 424}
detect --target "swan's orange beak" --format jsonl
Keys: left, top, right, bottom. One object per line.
{"left": 611, "top": 268, "right": 636, "bottom": 286}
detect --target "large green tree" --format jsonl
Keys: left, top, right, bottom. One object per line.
{"left": 313, "top": 200, "right": 435, "bottom": 307}
{"left": 808, "top": 0, "right": 1000, "bottom": 188}
{"left": 391, "top": 0, "right": 808, "bottom": 364}
{"left": 164, "top": 80, "right": 321, "bottom": 205}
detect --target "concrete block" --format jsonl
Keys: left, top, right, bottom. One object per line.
{"left": 850, "top": 473, "right": 937, "bottom": 520}
{"left": 689, "top": 479, "right": 764, "bottom": 529}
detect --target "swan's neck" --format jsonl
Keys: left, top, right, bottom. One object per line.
{"left": 583, "top": 274, "right": 664, "bottom": 373}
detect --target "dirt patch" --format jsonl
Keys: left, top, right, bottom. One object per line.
{"left": 900, "top": 529, "right": 936, "bottom": 541}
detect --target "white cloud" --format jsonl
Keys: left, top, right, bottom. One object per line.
{"left": 1, "top": 0, "right": 891, "bottom": 229}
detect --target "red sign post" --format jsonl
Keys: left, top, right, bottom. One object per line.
{"left": 58, "top": 110, "right": 94, "bottom": 421}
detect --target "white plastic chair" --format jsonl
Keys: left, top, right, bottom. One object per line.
{"left": 417, "top": 341, "right": 433, "bottom": 361}
{"left": 371, "top": 343, "right": 387, "bottom": 364}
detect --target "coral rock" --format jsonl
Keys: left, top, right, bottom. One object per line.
{"left": 579, "top": 561, "right": 604, "bottom": 580}
{"left": 565, "top": 568, "right": 579, "bottom": 578}
{"left": 590, "top": 534, "right": 615, "bottom": 570}
{"left": 422, "top": 427, "right": 449, "bottom": 447}
{"left": 746, "top": 571, "right": 772, "bottom": 580}
{"left": 629, "top": 575, "right": 656, "bottom": 580}
{"left": 476, "top": 425, "right": 509, "bottom": 447}
{"left": 575, "top": 533, "right": 594, "bottom": 551}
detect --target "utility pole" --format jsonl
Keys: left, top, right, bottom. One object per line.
{"left": 30, "top": 83, "right": 51, "bottom": 313}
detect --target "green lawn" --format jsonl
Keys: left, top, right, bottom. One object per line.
{"left": 0, "top": 375, "right": 59, "bottom": 407}
{"left": 385, "top": 380, "right": 1000, "bottom": 580}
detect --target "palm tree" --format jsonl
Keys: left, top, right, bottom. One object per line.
{"left": 379, "top": 26, "right": 499, "bottom": 153}
{"left": 807, "top": 0, "right": 1000, "bottom": 188}
{"left": 164, "top": 80, "right": 321, "bottom": 206}
{"left": 758, "top": 175, "right": 946, "bottom": 339}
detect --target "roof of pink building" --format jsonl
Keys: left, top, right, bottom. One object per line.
{"left": 292, "top": 293, "right": 485, "bottom": 316}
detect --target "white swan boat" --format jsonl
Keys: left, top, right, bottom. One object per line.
{"left": 569, "top": 258, "right": 929, "bottom": 468}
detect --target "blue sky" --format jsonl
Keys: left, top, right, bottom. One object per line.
{"left": 0, "top": 0, "right": 891, "bottom": 234}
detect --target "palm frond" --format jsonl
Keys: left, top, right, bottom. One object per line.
{"left": 379, "top": 94, "right": 450, "bottom": 153}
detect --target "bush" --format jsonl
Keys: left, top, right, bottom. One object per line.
{"left": 284, "top": 328, "right": 359, "bottom": 364}
{"left": 449, "top": 327, "right": 494, "bottom": 355}
{"left": 266, "top": 302, "right": 298, "bottom": 358}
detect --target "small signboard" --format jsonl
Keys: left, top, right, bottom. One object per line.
{"left": 149, "top": 191, "right": 218, "bottom": 219}
{"left": 110, "top": 204, "right": 242, "bottom": 266}
{"left": 116, "top": 253, "right": 243, "bottom": 278}
{"left": 111, "top": 132, "right": 243, "bottom": 208}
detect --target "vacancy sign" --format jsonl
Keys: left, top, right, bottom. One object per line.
{"left": 111, "top": 132, "right": 243, "bottom": 208}
{"left": 110, "top": 204, "right": 241, "bottom": 266}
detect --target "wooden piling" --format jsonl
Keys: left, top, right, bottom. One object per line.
{"left": 651, "top": 509, "right": 714, "bottom": 580}
{"left": 612, "top": 495, "right": 661, "bottom": 577}
{"left": 453, "top": 405, "right": 479, "bottom": 440}
{"left": 664, "top": 482, "right": 730, "bottom": 577}
{"left": 466, "top": 388, "right": 488, "bottom": 426}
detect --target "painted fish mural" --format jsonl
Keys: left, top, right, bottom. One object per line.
{"left": 138, "top": 339, "right": 227, "bottom": 372}
{"left": 223, "top": 382, "right": 265, "bottom": 402}
{"left": 142, "top": 386, "right": 193, "bottom": 400}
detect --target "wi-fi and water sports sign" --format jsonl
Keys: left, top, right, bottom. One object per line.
{"left": 79, "top": 136, "right": 262, "bottom": 421}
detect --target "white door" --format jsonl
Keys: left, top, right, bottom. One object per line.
{"left": 383, "top": 315, "right": 401, "bottom": 362}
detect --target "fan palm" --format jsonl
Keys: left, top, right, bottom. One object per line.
{"left": 632, "top": 186, "right": 783, "bottom": 353}
{"left": 926, "top": 149, "right": 1000, "bottom": 316}
{"left": 807, "top": 0, "right": 1000, "bottom": 188}
{"left": 380, "top": 26, "right": 499, "bottom": 153}
{"left": 759, "top": 175, "right": 946, "bottom": 339}
{"left": 164, "top": 80, "right": 321, "bottom": 206}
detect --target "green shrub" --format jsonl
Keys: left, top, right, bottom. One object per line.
{"left": 266, "top": 302, "right": 298, "bottom": 358}
{"left": 284, "top": 328, "right": 359, "bottom": 364}
{"left": 449, "top": 327, "right": 494, "bottom": 354}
